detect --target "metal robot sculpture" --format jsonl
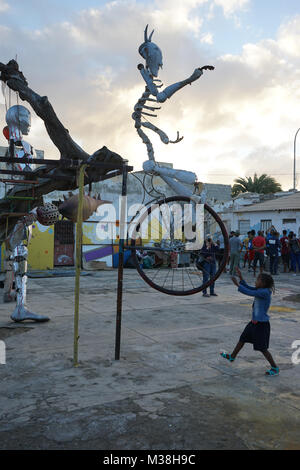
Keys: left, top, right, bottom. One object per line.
{"left": 7, "top": 206, "right": 59, "bottom": 322}
{"left": 132, "top": 25, "right": 214, "bottom": 198}
{"left": 3, "top": 104, "right": 59, "bottom": 322}
{"left": 5, "top": 104, "right": 36, "bottom": 171}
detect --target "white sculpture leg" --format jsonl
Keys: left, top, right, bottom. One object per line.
{"left": 143, "top": 160, "right": 197, "bottom": 184}
{"left": 3, "top": 248, "right": 16, "bottom": 303}
{"left": 159, "top": 174, "right": 195, "bottom": 198}
{"left": 10, "top": 244, "right": 49, "bottom": 323}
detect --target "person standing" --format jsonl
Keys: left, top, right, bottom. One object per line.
{"left": 252, "top": 231, "right": 266, "bottom": 277}
{"left": 288, "top": 232, "right": 300, "bottom": 274}
{"left": 201, "top": 235, "right": 219, "bottom": 297}
{"left": 247, "top": 230, "right": 255, "bottom": 272}
{"left": 280, "top": 230, "right": 290, "bottom": 273}
{"left": 242, "top": 232, "right": 250, "bottom": 268}
{"left": 229, "top": 231, "right": 243, "bottom": 275}
{"left": 215, "top": 239, "right": 226, "bottom": 272}
{"left": 266, "top": 230, "right": 280, "bottom": 275}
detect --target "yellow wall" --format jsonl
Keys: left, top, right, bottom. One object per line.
{"left": 27, "top": 222, "right": 54, "bottom": 271}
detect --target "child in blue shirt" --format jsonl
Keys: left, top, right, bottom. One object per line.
{"left": 220, "top": 268, "right": 279, "bottom": 376}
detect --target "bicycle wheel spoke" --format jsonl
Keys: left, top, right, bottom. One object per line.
{"left": 184, "top": 266, "right": 196, "bottom": 289}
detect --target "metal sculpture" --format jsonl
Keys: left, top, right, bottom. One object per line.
{"left": 2, "top": 105, "right": 60, "bottom": 321}
{"left": 58, "top": 192, "right": 111, "bottom": 223}
{"left": 5, "top": 105, "right": 36, "bottom": 171}
{"left": 132, "top": 25, "right": 214, "bottom": 198}
{"left": 7, "top": 209, "right": 59, "bottom": 322}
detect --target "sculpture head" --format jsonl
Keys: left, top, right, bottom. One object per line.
{"left": 6, "top": 105, "right": 31, "bottom": 136}
{"left": 138, "top": 25, "right": 163, "bottom": 77}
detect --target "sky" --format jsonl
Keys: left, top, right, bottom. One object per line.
{"left": 0, "top": 0, "right": 300, "bottom": 191}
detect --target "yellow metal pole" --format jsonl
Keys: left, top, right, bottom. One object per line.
{"left": 73, "top": 163, "right": 87, "bottom": 367}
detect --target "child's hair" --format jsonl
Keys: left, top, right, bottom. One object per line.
{"left": 258, "top": 273, "right": 275, "bottom": 293}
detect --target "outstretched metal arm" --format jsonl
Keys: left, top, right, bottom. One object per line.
{"left": 138, "top": 64, "right": 214, "bottom": 102}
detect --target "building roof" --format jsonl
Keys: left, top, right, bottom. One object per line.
{"left": 234, "top": 192, "right": 300, "bottom": 213}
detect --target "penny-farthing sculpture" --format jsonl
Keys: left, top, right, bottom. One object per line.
{"left": 130, "top": 26, "right": 229, "bottom": 295}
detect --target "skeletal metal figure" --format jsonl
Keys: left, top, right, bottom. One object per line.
{"left": 3, "top": 105, "right": 57, "bottom": 322}
{"left": 132, "top": 25, "right": 214, "bottom": 198}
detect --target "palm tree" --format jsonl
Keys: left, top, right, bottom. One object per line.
{"left": 232, "top": 173, "right": 282, "bottom": 198}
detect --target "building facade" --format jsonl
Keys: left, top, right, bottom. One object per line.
{"left": 214, "top": 191, "right": 300, "bottom": 238}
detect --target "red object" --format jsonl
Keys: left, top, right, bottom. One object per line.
{"left": 170, "top": 252, "right": 178, "bottom": 268}
{"left": 54, "top": 220, "right": 74, "bottom": 267}
{"left": 280, "top": 236, "right": 289, "bottom": 255}
{"left": 252, "top": 235, "right": 265, "bottom": 254}
{"left": 2, "top": 126, "right": 9, "bottom": 140}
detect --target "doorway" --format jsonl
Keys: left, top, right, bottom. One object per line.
{"left": 54, "top": 220, "right": 75, "bottom": 266}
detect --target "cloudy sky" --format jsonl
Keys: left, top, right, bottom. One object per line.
{"left": 0, "top": 0, "right": 300, "bottom": 190}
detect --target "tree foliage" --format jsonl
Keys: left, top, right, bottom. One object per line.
{"left": 231, "top": 173, "right": 282, "bottom": 198}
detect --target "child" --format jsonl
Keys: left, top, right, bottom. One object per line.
{"left": 220, "top": 268, "right": 279, "bottom": 376}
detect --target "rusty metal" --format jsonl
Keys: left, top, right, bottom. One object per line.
{"left": 73, "top": 163, "right": 87, "bottom": 367}
{"left": 0, "top": 149, "right": 133, "bottom": 363}
{"left": 0, "top": 155, "right": 133, "bottom": 170}
{"left": 115, "top": 163, "right": 128, "bottom": 360}
{"left": 0, "top": 178, "right": 39, "bottom": 184}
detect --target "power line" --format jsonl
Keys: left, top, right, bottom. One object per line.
{"left": 203, "top": 173, "right": 299, "bottom": 176}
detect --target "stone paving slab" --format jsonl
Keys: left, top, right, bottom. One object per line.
{"left": 0, "top": 268, "right": 299, "bottom": 450}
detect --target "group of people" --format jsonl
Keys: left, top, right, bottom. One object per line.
{"left": 240, "top": 228, "right": 300, "bottom": 275}
{"left": 196, "top": 226, "right": 300, "bottom": 296}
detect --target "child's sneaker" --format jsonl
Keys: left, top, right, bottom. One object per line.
{"left": 220, "top": 352, "right": 235, "bottom": 362}
{"left": 265, "top": 367, "right": 279, "bottom": 376}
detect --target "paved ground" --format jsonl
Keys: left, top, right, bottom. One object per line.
{"left": 0, "top": 265, "right": 300, "bottom": 450}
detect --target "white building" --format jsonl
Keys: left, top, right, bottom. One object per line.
{"left": 214, "top": 191, "right": 300, "bottom": 237}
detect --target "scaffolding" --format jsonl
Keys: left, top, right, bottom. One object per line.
{"left": 0, "top": 154, "right": 133, "bottom": 365}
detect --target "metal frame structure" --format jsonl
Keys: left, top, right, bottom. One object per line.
{"left": 0, "top": 154, "right": 133, "bottom": 365}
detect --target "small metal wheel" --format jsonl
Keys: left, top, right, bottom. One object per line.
{"left": 128, "top": 196, "right": 229, "bottom": 296}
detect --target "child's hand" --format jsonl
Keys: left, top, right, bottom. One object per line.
{"left": 231, "top": 276, "right": 239, "bottom": 287}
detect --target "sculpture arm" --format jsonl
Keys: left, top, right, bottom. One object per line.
{"left": 138, "top": 64, "right": 159, "bottom": 96}
{"left": 157, "top": 65, "right": 214, "bottom": 103}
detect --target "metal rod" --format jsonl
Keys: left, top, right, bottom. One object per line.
{"left": 115, "top": 164, "right": 128, "bottom": 360}
{"left": 0, "top": 176, "right": 39, "bottom": 184}
{"left": 0, "top": 169, "right": 74, "bottom": 180}
{"left": 293, "top": 128, "right": 300, "bottom": 190}
{"left": 0, "top": 156, "right": 133, "bottom": 171}
{"left": 4, "top": 195, "right": 35, "bottom": 200}
{"left": 73, "top": 163, "right": 87, "bottom": 367}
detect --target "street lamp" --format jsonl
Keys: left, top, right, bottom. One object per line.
{"left": 294, "top": 127, "right": 300, "bottom": 190}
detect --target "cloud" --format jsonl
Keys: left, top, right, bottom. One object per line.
{"left": 213, "top": 0, "right": 250, "bottom": 17}
{"left": 0, "top": 0, "right": 9, "bottom": 13}
{"left": 200, "top": 32, "right": 214, "bottom": 44}
{"left": 277, "top": 15, "right": 300, "bottom": 58}
{"left": 0, "top": 2, "right": 299, "bottom": 192}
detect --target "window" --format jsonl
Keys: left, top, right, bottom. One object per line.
{"left": 282, "top": 218, "right": 296, "bottom": 224}
{"left": 238, "top": 220, "right": 250, "bottom": 234}
{"left": 260, "top": 219, "right": 272, "bottom": 233}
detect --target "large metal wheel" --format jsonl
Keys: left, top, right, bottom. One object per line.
{"left": 128, "top": 196, "right": 229, "bottom": 295}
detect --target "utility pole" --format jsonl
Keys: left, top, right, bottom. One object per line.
{"left": 294, "top": 128, "right": 300, "bottom": 190}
